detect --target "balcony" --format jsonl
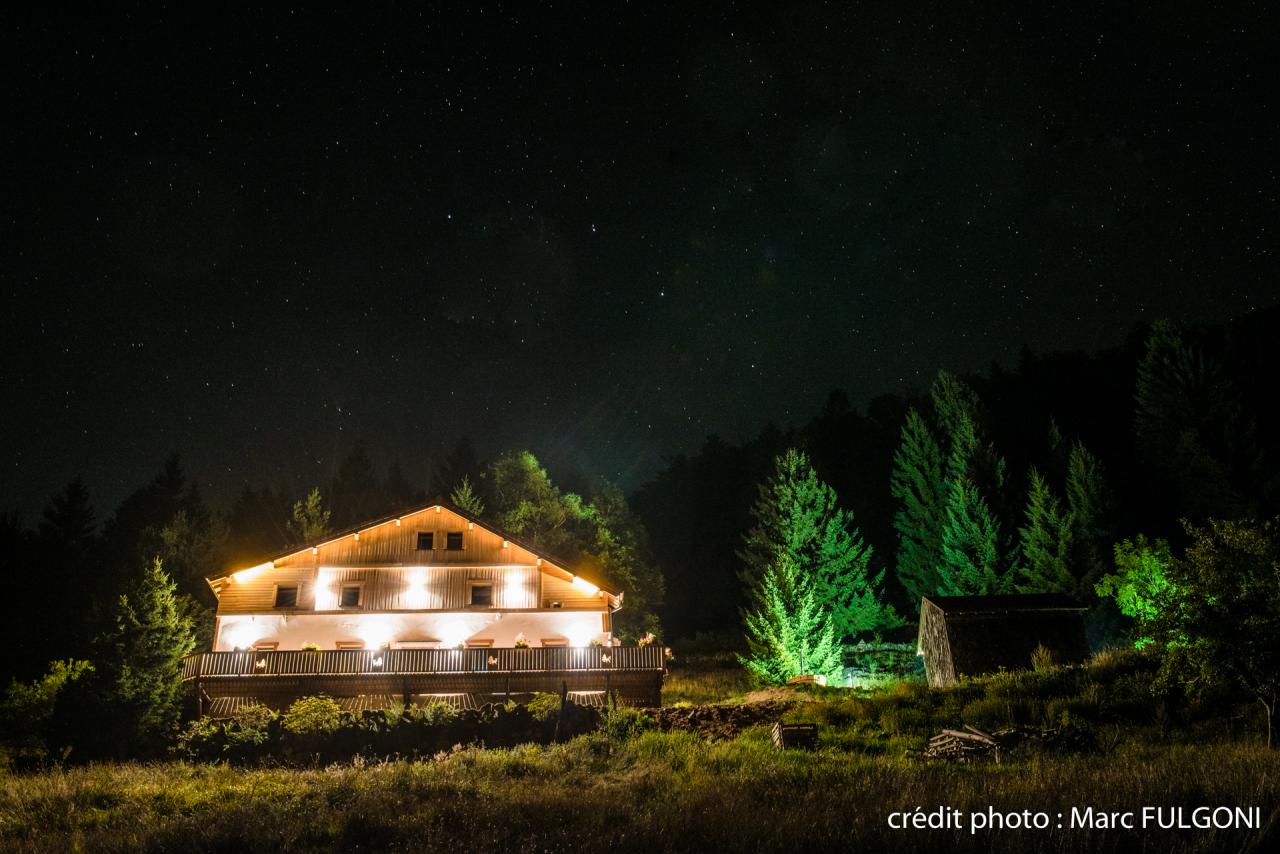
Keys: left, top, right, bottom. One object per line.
{"left": 182, "top": 646, "right": 666, "bottom": 710}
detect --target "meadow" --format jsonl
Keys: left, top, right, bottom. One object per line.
{"left": 1, "top": 651, "right": 1276, "bottom": 853}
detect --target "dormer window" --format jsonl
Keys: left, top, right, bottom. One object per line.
{"left": 274, "top": 586, "right": 298, "bottom": 608}
{"left": 468, "top": 583, "right": 493, "bottom": 607}
{"left": 416, "top": 531, "right": 434, "bottom": 550}
{"left": 446, "top": 531, "right": 464, "bottom": 550}
{"left": 339, "top": 585, "right": 362, "bottom": 608}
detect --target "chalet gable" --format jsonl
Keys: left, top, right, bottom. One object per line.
{"left": 206, "top": 501, "right": 620, "bottom": 608}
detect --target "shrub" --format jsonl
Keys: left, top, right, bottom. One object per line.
{"left": 602, "top": 707, "right": 653, "bottom": 741}
{"left": 283, "top": 696, "right": 345, "bottom": 736}
{"left": 0, "top": 659, "right": 93, "bottom": 768}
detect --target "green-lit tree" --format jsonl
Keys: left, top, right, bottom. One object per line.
{"left": 740, "top": 552, "right": 843, "bottom": 684}
{"left": 892, "top": 372, "right": 1010, "bottom": 604}
{"left": 1015, "top": 468, "right": 1075, "bottom": 595}
{"left": 1095, "top": 534, "right": 1174, "bottom": 649}
{"left": 99, "top": 559, "right": 197, "bottom": 756}
{"left": 740, "top": 448, "right": 897, "bottom": 641}
{"left": 287, "top": 487, "right": 331, "bottom": 544}
{"left": 938, "top": 475, "right": 1006, "bottom": 594}
{"left": 450, "top": 475, "right": 486, "bottom": 517}
{"left": 890, "top": 409, "right": 947, "bottom": 604}
{"left": 1146, "top": 518, "right": 1280, "bottom": 748}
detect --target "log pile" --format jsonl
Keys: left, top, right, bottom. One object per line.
{"left": 912, "top": 722, "right": 1095, "bottom": 763}
{"left": 922, "top": 725, "right": 1003, "bottom": 763}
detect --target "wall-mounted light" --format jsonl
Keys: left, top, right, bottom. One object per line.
{"left": 353, "top": 532, "right": 360, "bottom": 542}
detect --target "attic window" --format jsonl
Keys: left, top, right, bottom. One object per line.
{"left": 274, "top": 586, "right": 298, "bottom": 608}
{"left": 468, "top": 583, "right": 493, "bottom": 607}
{"left": 339, "top": 585, "right": 362, "bottom": 608}
{"left": 446, "top": 531, "right": 464, "bottom": 550}
{"left": 416, "top": 531, "right": 434, "bottom": 550}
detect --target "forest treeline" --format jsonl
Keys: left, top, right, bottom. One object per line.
{"left": 633, "top": 307, "right": 1280, "bottom": 640}
{"left": 0, "top": 306, "right": 1277, "bottom": 688}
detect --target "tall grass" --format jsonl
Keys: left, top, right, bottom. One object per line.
{"left": 1, "top": 736, "right": 1275, "bottom": 852}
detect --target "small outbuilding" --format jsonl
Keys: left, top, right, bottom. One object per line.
{"left": 917, "top": 594, "right": 1089, "bottom": 688}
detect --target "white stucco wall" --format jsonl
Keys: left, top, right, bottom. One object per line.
{"left": 214, "top": 610, "right": 609, "bottom": 651}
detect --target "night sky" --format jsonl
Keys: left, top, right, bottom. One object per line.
{"left": 4, "top": 4, "right": 1276, "bottom": 513}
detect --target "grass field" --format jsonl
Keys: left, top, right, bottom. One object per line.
{"left": 2, "top": 652, "right": 1277, "bottom": 853}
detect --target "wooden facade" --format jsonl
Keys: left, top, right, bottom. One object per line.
{"left": 190, "top": 501, "right": 664, "bottom": 710}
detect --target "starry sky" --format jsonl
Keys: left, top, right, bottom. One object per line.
{"left": 3, "top": 3, "right": 1276, "bottom": 513}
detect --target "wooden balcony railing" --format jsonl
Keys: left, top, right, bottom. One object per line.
{"left": 182, "top": 645, "right": 666, "bottom": 681}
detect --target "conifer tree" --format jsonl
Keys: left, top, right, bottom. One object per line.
{"left": 740, "top": 448, "right": 897, "bottom": 641}
{"left": 938, "top": 476, "right": 1006, "bottom": 594}
{"left": 936, "top": 412, "right": 1009, "bottom": 594}
{"left": 740, "top": 552, "right": 843, "bottom": 684}
{"left": 450, "top": 475, "right": 486, "bottom": 517}
{"left": 287, "top": 487, "right": 331, "bottom": 544}
{"left": 1015, "top": 468, "right": 1075, "bottom": 594}
{"left": 890, "top": 409, "right": 946, "bottom": 604}
{"left": 1064, "top": 440, "right": 1113, "bottom": 593}
{"left": 100, "top": 559, "right": 196, "bottom": 755}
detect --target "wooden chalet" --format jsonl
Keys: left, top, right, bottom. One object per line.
{"left": 183, "top": 501, "right": 665, "bottom": 714}
{"left": 916, "top": 594, "right": 1089, "bottom": 688}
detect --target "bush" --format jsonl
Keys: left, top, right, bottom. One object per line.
{"left": 0, "top": 659, "right": 93, "bottom": 769}
{"left": 283, "top": 696, "right": 345, "bottom": 736}
{"left": 602, "top": 707, "right": 653, "bottom": 741}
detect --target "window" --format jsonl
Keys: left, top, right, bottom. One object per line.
{"left": 416, "top": 531, "right": 434, "bottom": 550}
{"left": 446, "top": 531, "right": 463, "bottom": 550}
{"left": 468, "top": 583, "right": 493, "bottom": 607}
{"left": 336, "top": 640, "right": 364, "bottom": 650}
{"left": 339, "top": 585, "right": 362, "bottom": 608}
{"left": 274, "top": 586, "right": 298, "bottom": 608}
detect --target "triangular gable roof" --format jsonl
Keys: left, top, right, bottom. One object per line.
{"left": 207, "top": 499, "right": 620, "bottom": 604}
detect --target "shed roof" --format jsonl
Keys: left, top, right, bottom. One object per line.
{"left": 922, "top": 593, "right": 1086, "bottom": 615}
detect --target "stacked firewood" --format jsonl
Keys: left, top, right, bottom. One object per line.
{"left": 912, "top": 722, "right": 1095, "bottom": 763}
{"left": 921, "top": 725, "right": 1003, "bottom": 763}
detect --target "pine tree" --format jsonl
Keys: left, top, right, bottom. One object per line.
{"left": 450, "top": 475, "right": 486, "bottom": 517}
{"left": 890, "top": 409, "right": 946, "bottom": 605}
{"left": 740, "top": 448, "right": 896, "bottom": 642}
{"left": 740, "top": 552, "right": 843, "bottom": 684}
{"left": 938, "top": 476, "right": 1006, "bottom": 594}
{"left": 287, "top": 487, "right": 331, "bottom": 544}
{"left": 1064, "top": 440, "right": 1113, "bottom": 594}
{"left": 936, "top": 413, "right": 1009, "bottom": 594}
{"left": 101, "top": 559, "right": 196, "bottom": 755}
{"left": 1015, "top": 468, "right": 1075, "bottom": 594}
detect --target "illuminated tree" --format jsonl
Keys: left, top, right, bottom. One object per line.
{"left": 741, "top": 552, "right": 843, "bottom": 684}
{"left": 892, "top": 372, "right": 1010, "bottom": 603}
{"left": 1146, "top": 518, "right": 1280, "bottom": 748}
{"left": 99, "top": 559, "right": 196, "bottom": 756}
{"left": 287, "top": 487, "right": 331, "bottom": 544}
{"left": 890, "top": 409, "right": 946, "bottom": 604}
{"left": 938, "top": 475, "right": 1006, "bottom": 594}
{"left": 450, "top": 475, "right": 486, "bottom": 517}
{"left": 1095, "top": 535, "right": 1173, "bottom": 648}
{"left": 740, "top": 448, "right": 898, "bottom": 642}
{"left": 1015, "top": 468, "right": 1075, "bottom": 595}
